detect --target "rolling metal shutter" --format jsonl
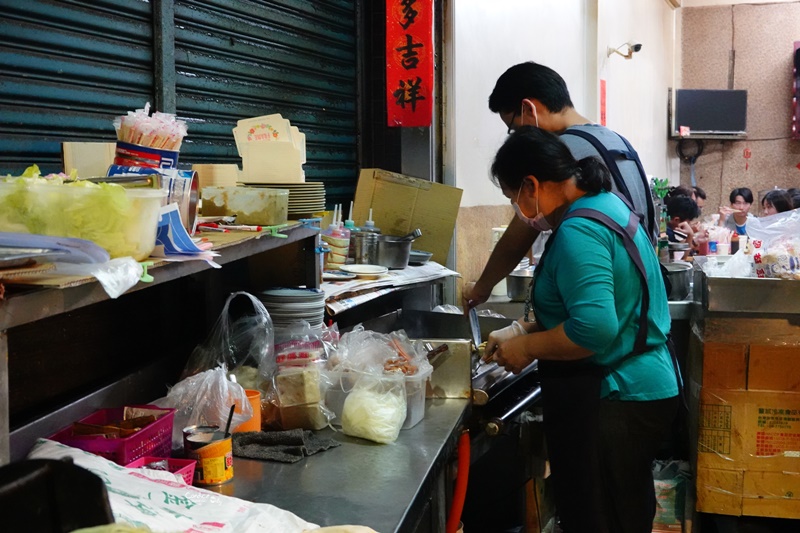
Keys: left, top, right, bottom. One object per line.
{"left": 0, "top": 0, "right": 358, "bottom": 207}
{"left": 174, "top": 0, "right": 358, "bottom": 206}
{"left": 0, "top": 0, "right": 154, "bottom": 174}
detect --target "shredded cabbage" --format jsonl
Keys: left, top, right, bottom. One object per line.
{"left": 0, "top": 174, "right": 162, "bottom": 260}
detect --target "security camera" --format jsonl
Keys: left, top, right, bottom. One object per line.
{"left": 631, "top": 43, "right": 643, "bottom": 53}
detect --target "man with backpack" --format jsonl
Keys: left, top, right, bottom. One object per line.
{"left": 463, "top": 61, "right": 658, "bottom": 311}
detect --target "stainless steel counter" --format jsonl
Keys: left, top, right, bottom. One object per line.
{"left": 478, "top": 295, "right": 694, "bottom": 321}
{"left": 227, "top": 399, "right": 469, "bottom": 532}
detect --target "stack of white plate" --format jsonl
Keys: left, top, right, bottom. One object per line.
{"left": 258, "top": 287, "right": 326, "bottom": 329}
{"left": 240, "top": 182, "right": 325, "bottom": 216}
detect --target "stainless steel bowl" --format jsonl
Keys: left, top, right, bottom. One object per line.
{"left": 376, "top": 235, "right": 412, "bottom": 269}
{"left": 663, "top": 261, "right": 692, "bottom": 301}
{"left": 506, "top": 267, "right": 533, "bottom": 302}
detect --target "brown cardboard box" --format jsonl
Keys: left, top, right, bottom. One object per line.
{"left": 696, "top": 468, "right": 800, "bottom": 518}
{"left": 748, "top": 345, "right": 800, "bottom": 392}
{"left": 353, "top": 169, "right": 463, "bottom": 265}
{"left": 697, "top": 388, "right": 800, "bottom": 472}
{"left": 701, "top": 342, "right": 748, "bottom": 390}
{"left": 695, "top": 467, "right": 744, "bottom": 516}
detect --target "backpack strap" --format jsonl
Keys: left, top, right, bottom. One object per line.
{"left": 561, "top": 128, "right": 657, "bottom": 244}
{"left": 562, "top": 208, "right": 649, "bottom": 355}
{"left": 560, "top": 205, "right": 685, "bottom": 401}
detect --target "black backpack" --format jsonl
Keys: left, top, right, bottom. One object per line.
{"left": 561, "top": 127, "right": 658, "bottom": 245}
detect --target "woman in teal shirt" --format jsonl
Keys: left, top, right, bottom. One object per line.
{"left": 483, "top": 126, "right": 679, "bottom": 533}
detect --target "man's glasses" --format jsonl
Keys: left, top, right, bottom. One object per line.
{"left": 506, "top": 110, "right": 518, "bottom": 134}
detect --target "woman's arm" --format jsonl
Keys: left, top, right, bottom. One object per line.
{"left": 491, "top": 323, "right": 592, "bottom": 374}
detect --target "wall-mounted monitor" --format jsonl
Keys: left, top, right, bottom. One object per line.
{"left": 670, "top": 89, "right": 748, "bottom": 139}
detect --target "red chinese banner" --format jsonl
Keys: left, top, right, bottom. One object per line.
{"left": 385, "top": 0, "right": 433, "bottom": 127}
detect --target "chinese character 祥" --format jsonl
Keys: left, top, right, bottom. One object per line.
{"left": 399, "top": 0, "right": 419, "bottom": 30}
{"left": 396, "top": 34, "right": 423, "bottom": 70}
{"left": 393, "top": 77, "right": 426, "bottom": 112}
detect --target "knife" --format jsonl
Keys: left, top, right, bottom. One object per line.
{"left": 469, "top": 308, "right": 488, "bottom": 376}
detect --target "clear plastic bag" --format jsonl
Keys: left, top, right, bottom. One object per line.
{"left": 181, "top": 291, "right": 274, "bottom": 384}
{"left": 162, "top": 366, "right": 252, "bottom": 452}
{"left": 341, "top": 372, "right": 407, "bottom": 444}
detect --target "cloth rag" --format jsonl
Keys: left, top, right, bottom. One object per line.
{"left": 232, "top": 428, "right": 341, "bottom": 463}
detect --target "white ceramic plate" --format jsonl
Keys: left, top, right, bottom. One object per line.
{"left": 339, "top": 264, "right": 389, "bottom": 278}
{"left": 323, "top": 270, "right": 357, "bottom": 281}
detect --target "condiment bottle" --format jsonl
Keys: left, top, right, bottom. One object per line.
{"left": 344, "top": 201, "right": 360, "bottom": 262}
{"left": 360, "top": 208, "right": 381, "bottom": 235}
{"left": 320, "top": 204, "right": 349, "bottom": 269}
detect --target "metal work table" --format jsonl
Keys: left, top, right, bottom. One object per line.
{"left": 229, "top": 399, "right": 469, "bottom": 533}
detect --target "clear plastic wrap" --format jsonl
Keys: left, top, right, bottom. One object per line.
{"left": 341, "top": 372, "right": 407, "bottom": 444}
{"left": 180, "top": 291, "right": 274, "bottom": 384}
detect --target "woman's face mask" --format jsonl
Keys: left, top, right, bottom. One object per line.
{"left": 513, "top": 181, "right": 552, "bottom": 232}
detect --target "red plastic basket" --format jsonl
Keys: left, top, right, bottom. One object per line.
{"left": 48, "top": 405, "right": 175, "bottom": 465}
{"left": 125, "top": 456, "right": 196, "bottom": 485}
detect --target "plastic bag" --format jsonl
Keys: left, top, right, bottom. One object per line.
{"left": 259, "top": 320, "right": 337, "bottom": 431}
{"left": 652, "top": 460, "right": 690, "bottom": 531}
{"left": 341, "top": 372, "right": 406, "bottom": 444}
{"left": 162, "top": 366, "right": 252, "bottom": 452}
{"left": 181, "top": 291, "right": 274, "bottom": 383}
{"left": 53, "top": 257, "right": 142, "bottom": 299}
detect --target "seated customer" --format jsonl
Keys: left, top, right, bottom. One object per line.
{"left": 692, "top": 186, "right": 707, "bottom": 211}
{"left": 761, "top": 189, "right": 793, "bottom": 216}
{"left": 665, "top": 195, "right": 701, "bottom": 246}
{"left": 719, "top": 187, "right": 754, "bottom": 235}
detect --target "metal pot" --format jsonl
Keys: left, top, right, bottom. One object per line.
{"left": 663, "top": 261, "right": 692, "bottom": 301}
{"left": 506, "top": 267, "right": 534, "bottom": 302}
{"left": 376, "top": 235, "right": 412, "bottom": 269}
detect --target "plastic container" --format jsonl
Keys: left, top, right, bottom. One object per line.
{"left": 359, "top": 208, "right": 381, "bottom": 235}
{"left": 0, "top": 180, "right": 166, "bottom": 261}
{"left": 402, "top": 366, "right": 433, "bottom": 429}
{"left": 201, "top": 186, "right": 288, "bottom": 225}
{"left": 48, "top": 405, "right": 175, "bottom": 465}
{"left": 125, "top": 456, "right": 196, "bottom": 485}
{"left": 321, "top": 218, "right": 349, "bottom": 269}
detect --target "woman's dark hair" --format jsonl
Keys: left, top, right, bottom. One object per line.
{"left": 488, "top": 62, "right": 574, "bottom": 115}
{"left": 762, "top": 189, "right": 793, "bottom": 213}
{"left": 729, "top": 187, "right": 754, "bottom": 204}
{"left": 790, "top": 189, "right": 800, "bottom": 209}
{"left": 491, "top": 126, "right": 611, "bottom": 194}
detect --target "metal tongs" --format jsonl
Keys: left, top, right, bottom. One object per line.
{"left": 469, "top": 308, "right": 491, "bottom": 376}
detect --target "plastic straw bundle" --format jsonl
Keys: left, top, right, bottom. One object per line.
{"left": 113, "top": 102, "right": 188, "bottom": 151}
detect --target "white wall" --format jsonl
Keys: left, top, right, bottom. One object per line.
{"left": 449, "top": 0, "right": 590, "bottom": 207}
{"left": 683, "top": 0, "right": 795, "bottom": 5}
{"left": 448, "top": 0, "right": 679, "bottom": 207}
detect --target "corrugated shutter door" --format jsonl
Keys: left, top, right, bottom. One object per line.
{"left": 174, "top": 0, "right": 358, "bottom": 207}
{"left": 0, "top": 0, "right": 154, "bottom": 175}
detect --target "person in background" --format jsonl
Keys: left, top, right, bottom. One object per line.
{"left": 664, "top": 185, "right": 693, "bottom": 203}
{"left": 692, "top": 186, "right": 707, "bottom": 211}
{"left": 719, "top": 187, "right": 754, "bottom": 235}
{"left": 787, "top": 188, "right": 800, "bottom": 209}
{"left": 462, "top": 61, "right": 656, "bottom": 312}
{"left": 483, "top": 126, "right": 678, "bottom": 533}
{"left": 665, "top": 195, "right": 701, "bottom": 246}
{"left": 761, "top": 189, "right": 793, "bottom": 216}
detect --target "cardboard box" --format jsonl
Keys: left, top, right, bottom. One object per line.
{"left": 697, "top": 388, "right": 800, "bottom": 472}
{"left": 696, "top": 468, "right": 800, "bottom": 518}
{"left": 748, "top": 345, "right": 800, "bottom": 392}
{"left": 353, "top": 169, "right": 463, "bottom": 265}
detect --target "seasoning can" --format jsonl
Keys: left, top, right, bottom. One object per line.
{"left": 183, "top": 425, "right": 234, "bottom": 485}
{"left": 353, "top": 232, "right": 378, "bottom": 264}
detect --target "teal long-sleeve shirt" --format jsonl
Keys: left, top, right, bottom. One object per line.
{"left": 532, "top": 191, "right": 679, "bottom": 401}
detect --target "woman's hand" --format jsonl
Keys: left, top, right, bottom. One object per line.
{"left": 485, "top": 320, "right": 527, "bottom": 360}
{"left": 491, "top": 333, "right": 535, "bottom": 374}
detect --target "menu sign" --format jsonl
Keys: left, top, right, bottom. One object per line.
{"left": 385, "top": 0, "right": 433, "bottom": 127}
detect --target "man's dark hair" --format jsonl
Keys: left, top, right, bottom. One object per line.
{"left": 730, "top": 187, "right": 754, "bottom": 204}
{"left": 488, "top": 62, "right": 574, "bottom": 115}
{"left": 692, "top": 186, "right": 707, "bottom": 200}
{"left": 666, "top": 195, "right": 700, "bottom": 222}
{"left": 664, "top": 185, "right": 693, "bottom": 203}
